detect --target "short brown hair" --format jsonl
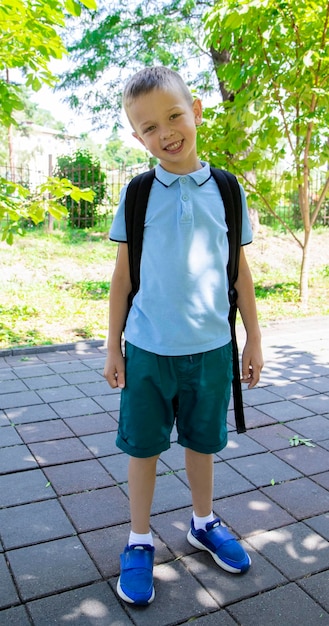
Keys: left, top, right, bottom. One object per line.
{"left": 123, "top": 66, "right": 193, "bottom": 112}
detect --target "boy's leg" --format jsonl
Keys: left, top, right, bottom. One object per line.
{"left": 117, "top": 454, "right": 158, "bottom": 606}
{"left": 128, "top": 454, "right": 158, "bottom": 533}
{"left": 185, "top": 448, "right": 213, "bottom": 517}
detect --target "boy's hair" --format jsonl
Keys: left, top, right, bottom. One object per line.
{"left": 123, "top": 66, "right": 193, "bottom": 113}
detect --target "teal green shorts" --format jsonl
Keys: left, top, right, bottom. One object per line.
{"left": 116, "top": 341, "right": 233, "bottom": 458}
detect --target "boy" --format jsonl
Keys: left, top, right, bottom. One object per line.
{"left": 103, "top": 66, "right": 263, "bottom": 606}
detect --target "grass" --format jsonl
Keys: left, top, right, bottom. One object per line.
{"left": 1, "top": 224, "right": 328, "bottom": 350}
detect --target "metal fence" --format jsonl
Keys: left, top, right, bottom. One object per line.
{"left": 1, "top": 163, "right": 328, "bottom": 230}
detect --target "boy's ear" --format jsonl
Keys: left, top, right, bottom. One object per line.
{"left": 193, "top": 99, "right": 202, "bottom": 126}
{"left": 132, "top": 131, "right": 146, "bottom": 147}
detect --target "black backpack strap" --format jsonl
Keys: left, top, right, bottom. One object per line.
{"left": 125, "top": 169, "right": 155, "bottom": 306}
{"left": 210, "top": 168, "right": 246, "bottom": 433}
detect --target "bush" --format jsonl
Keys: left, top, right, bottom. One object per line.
{"left": 55, "top": 149, "right": 107, "bottom": 228}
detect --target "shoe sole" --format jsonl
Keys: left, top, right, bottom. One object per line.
{"left": 187, "top": 529, "right": 251, "bottom": 574}
{"left": 117, "top": 577, "right": 155, "bottom": 605}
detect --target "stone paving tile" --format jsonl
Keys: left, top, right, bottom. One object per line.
{"left": 48, "top": 361, "right": 91, "bottom": 374}
{"left": 228, "top": 582, "right": 329, "bottom": 626}
{"left": 178, "top": 462, "right": 255, "bottom": 500}
{"left": 60, "top": 486, "right": 130, "bottom": 532}
{"left": 183, "top": 544, "right": 287, "bottom": 608}
{"left": 0, "top": 390, "right": 44, "bottom": 410}
{"left": 255, "top": 400, "right": 314, "bottom": 422}
{"left": 160, "top": 442, "right": 186, "bottom": 470}
{"left": 150, "top": 508, "right": 195, "bottom": 559}
{"left": 50, "top": 397, "right": 104, "bottom": 418}
{"left": 61, "top": 369, "right": 104, "bottom": 385}
{"left": 0, "top": 499, "right": 75, "bottom": 549}
{"left": 43, "top": 459, "right": 115, "bottom": 495}
{"left": 81, "top": 523, "right": 172, "bottom": 578}
{"left": 81, "top": 357, "right": 106, "bottom": 370}
{"left": 37, "top": 385, "right": 85, "bottom": 403}
{"left": 0, "top": 553, "right": 19, "bottom": 609}
{"left": 279, "top": 415, "right": 329, "bottom": 442}
{"left": 246, "top": 522, "right": 329, "bottom": 580}
{"left": 261, "top": 477, "right": 329, "bottom": 520}
{"left": 64, "top": 412, "right": 118, "bottom": 436}
{"left": 301, "top": 376, "right": 329, "bottom": 393}
{"left": 109, "top": 559, "right": 219, "bottom": 626}
{"left": 81, "top": 431, "right": 120, "bottom": 457}
{"left": 12, "top": 364, "right": 54, "bottom": 378}
{"left": 246, "top": 422, "right": 297, "bottom": 451}
{"left": 293, "top": 394, "right": 329, "bottom": 414}
{"left": 0, "top": 606, "right": 31, "bottom": 626}
{"left": 242, "top": 406, "right": 276, "bottom": 428}
{"left": 298, "top": 571, "right": 329, "bottom": 613}
{"left": 26, "top": 582, "right": 132, "bottom": 626}
{"left": 227, "top": 451, "right": 301, "bottom": 488}
{"left": 310, "top": 470, "right": 329, "bottom": 491}
{"left": 122, "top": 472, "right": 193, "bottom": 515}
{"left": 179, "top": 612, "right": 237, "bottom": 626}
{"left": 0, "top": 443, "right": 38, "bottom": 474}
{"left": 1, "top": 378, "right": 28, "bottom": 393}
{"left": 77, "top": 380, "right": 114, "bottom": 397}
{"left": 29, "top": 438, "right": 93, "bottom": 466}
{"left": 16, "top": 419, "right": 74, "bottom": 443}
{"left": 0, "top": 410, "right": 9, "bottom": 426}
{"left": 23, "top": 374, "right": 68, "bottom": 390}
{"left": 319, "top": 438, "right": 329, "bottom": 451}
{"left": 304, "top": 513, "right": 329, "bottom": 542}
{"left": 0, "top": 425, "right": 23, "bottom": 447}
{"left": 264, "top": 381, "right": 318, "bottom": 400}
{"left": 217, "top": 431, "right": 267, "bottom": 460}
{"left": 7, "top": 536, "right": 101, "bottom": 601}
{"left": 5, "top": 403, "right": 59, "bottom": 424}
{"left": 213, "top": 490, "right": 295, "bottom": 538}
{"left": 92, "top": 393, "right": 121, "bottom": 412}
{"left": 274, "top": 445, "right": 329, "bottom": 475}
{"left": 0, "top": 469, "right": 56, "bottom": 507}
{"left": 242, "top": 387, "right": 283, "bottom": 406}
{"left": 0, "top": 369, "right": 18, "bottom": 381}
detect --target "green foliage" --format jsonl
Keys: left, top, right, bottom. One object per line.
{"left": 0, "top": 0, "right": 97, "bottom": 241}
{"left": 54, "top": 149, "right": 106, "bottom": 228}
{"left": 104, "top": 131, "right": 147, "bottom": 168}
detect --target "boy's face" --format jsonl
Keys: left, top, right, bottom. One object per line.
{"left": 127, "top": 88, "right": 202, "bottom": 174}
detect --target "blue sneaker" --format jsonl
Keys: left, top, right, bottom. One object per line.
{"left": 187, "top": 518, "right": 251, "bottom": 574}
{"left": 117, "top": 544, "right": 155, "bottom": 605}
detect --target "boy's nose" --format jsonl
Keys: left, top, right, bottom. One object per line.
{"left": 160, "top": 126, "right": 174, "bottom": 140}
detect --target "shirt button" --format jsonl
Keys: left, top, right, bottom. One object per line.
{"left": 182, "top": 195, "right": 189, "bottom": 201}
{"left": 180, "top": 177, "right": 187, "bottom": 184}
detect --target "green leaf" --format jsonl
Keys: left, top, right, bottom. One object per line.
{"left": 80, "top": 0, "right": 97, "bottom": 9}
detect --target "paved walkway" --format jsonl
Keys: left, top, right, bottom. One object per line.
{"left": 0, "top": 317, "right": 328, "bottom": 626}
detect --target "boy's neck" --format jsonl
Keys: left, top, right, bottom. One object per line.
{"left": 159, "top": 159, "right": 203, "bottom": 175}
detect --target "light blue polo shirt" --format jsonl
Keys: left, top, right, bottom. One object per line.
{"left": 110, "top": 162, "right": 253, "bottom": 356}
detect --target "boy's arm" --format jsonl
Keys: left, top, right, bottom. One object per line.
{"left": 103, "top": 242, "right": 132, "bottom": 389}
{"left": 235, "top": 247, "right": 264, "bottom": 388}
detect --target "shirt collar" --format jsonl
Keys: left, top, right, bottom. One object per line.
{"left": 155, "top": 162, "right": 211, "bottom": 187}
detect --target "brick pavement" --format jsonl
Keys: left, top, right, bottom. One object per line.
{"left": 0, "top": 316, "right": 328, "bottom": 625}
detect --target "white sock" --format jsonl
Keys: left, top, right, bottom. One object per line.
{"left": 193, "top": 511, "right": 215, "bottom": 531}
{"left": 128, "top": 530, "right": 154, "bottom": 547}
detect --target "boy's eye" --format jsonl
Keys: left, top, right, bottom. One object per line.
{"left": 170, "top": 113, "right": 180, "bottom": 120}
{"left": 144, "top": 125, "right": 156, "bottom": 133}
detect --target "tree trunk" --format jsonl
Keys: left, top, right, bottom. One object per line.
{"left": 300, "top": 228, "right": 312, "bottom": 308}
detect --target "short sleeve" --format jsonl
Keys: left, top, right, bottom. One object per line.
{"left": 109, "top": 185, "right": 128, "bottom": 242}
{"left": 239, "top": 183, "right": 253, "bottom": 246}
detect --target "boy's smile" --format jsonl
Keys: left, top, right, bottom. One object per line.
{"left": 127, "top": 88, "right": 203, "bottom": 174}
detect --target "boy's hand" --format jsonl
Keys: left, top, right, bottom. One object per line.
{"left": 241, "top": 339, "right": 264, "bottom": 389}
{"left": 103, "top": 350, "right": 126, "bottom": 389}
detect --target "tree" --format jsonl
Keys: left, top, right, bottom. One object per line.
{"left": 0, "top": 0, "right": 97, "bottom": 243}
{"left": 104, "top": 130, "right": 147, "bottom": 168}
{"left": 59, "top": 0, "right": 329, "bottom": 305}
{"left": 55, "top": 149, "right": 106, "bottom": 228}
{"left": 201, "top": 0, "right": 329, "bottom": 305}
